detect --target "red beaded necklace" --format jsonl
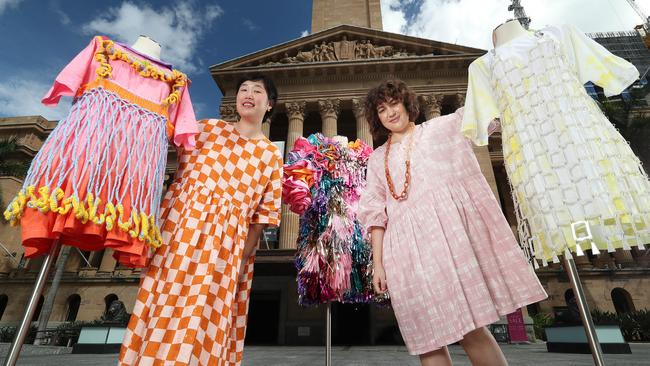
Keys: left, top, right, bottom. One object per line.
{"left": 384, "top": 125, "right": 416, "bottom": 201}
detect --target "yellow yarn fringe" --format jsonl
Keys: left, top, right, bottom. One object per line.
{"left": 3, "top": 185, "right": 163, "bottom": 248}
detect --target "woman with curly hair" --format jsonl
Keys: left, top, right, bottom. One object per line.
{"left": 358, "top": 79, "right": 547, "bottom": 366}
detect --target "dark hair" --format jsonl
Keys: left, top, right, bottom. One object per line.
{"left": 236, "top": 73, "right": 279, "bottom": 122}
{"left": 364, "top": 79, "right": 419, "bottom": 139}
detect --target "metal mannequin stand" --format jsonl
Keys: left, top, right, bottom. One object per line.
{"left": 3, "top": 240, "right": 61, "bottom": 366}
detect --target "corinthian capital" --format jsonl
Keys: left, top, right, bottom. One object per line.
{"left": 219, "top": 104, "right": 238, "bottom": 121}
{"left": 420, "top": 94, "right": 444, "bottom": 119}
{"left": 421, "top": 94, "right": 444, "bottom": 110}
{"left": 351, "top": 98, "right": 366, "bottom": 118}
{"left": 456, "top": 92, "right": 466, "bottom": 108}
{"left": 318, "top": 99, "right": 341, "bottom": 118}
{"left": 285, "top": 101, "right": 307, "bottom": 119}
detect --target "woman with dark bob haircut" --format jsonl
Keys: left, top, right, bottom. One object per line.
{"left": 120, "top": 74, "right": 283, "bottom": 366}
{"left": 358, "top": 79, "right": 547, "bottom": 366}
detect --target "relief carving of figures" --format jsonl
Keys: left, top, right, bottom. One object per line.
{"left": 280, "top": 52, "right": 297, "bottom": 64}
{"left": 319, "top": 41, "right": 336, "bottom": 61}
{"left": 374, "top": 45, "right": 394, "bottom": 57}
{"left": 355, "top": 40, "right": 368, "bottom": 59}
{"left": 365, "top": 41, "right": 377, "bottom": 58}
{"left": 334, "top": 35, "right": 355, "bottom": 60}
{"left": 313, "top": 44, "right": 322, "bottom": 62}
{"left": 261, "top": 37, "right": 418, "bottom": 65}
{"left": 295, "top": 49, "right": 314, "bottom": 62}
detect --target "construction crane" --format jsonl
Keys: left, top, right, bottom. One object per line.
{"left": 626, "top": 0, "right": 650, "bottom": 48}
{"left": 508, "top": 0, "right": 531, "bottom": 30}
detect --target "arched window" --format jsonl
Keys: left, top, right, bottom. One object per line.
{"left": 564, "top": 289, "right": 575, "bottom": 306}
{"left": 65, "top": 294, "right": 81, "bottom": 322}
{"left": 0, "top": 294, "right": 8, "bottom": 321}
{"left": 104, "top": 294, "right": 119, "bottom": 315}
{"left": 611, "top": 288, "right": 635, "bottom": 314}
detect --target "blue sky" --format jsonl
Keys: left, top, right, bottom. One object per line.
{"left": 1, "top": 0, "right": 649, "bottom": 121}
{"left": 0, "top": 0, "right": 312, "bottom": 120}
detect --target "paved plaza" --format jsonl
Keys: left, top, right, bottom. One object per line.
{"left": 2, "top": 343, "right": 650, "bottom": 365}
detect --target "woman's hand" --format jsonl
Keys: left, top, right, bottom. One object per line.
{"left": 373, "top": 264, "right": 388, "bottom": 294}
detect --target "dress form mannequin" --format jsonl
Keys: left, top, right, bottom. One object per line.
{"left": 332, "top": 135, "right": 349, "bottom": 145}
{"left": 131, "top": 35, "right": 162, "bottom": 60}
{"left": 492, "top": 20, "right": 529, "bottom": 47}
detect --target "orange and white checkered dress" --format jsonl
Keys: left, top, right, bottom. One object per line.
{"left": 119, "top": 119, "right": 282, "bottom": 365}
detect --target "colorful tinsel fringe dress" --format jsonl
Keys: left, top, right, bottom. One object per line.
{"left": 283, "top": 135, "right": 379, "bottom": 305}
{"left": 3, "top": 36, "right": 198, "bottom": 267}
{"left": 119, "top": 119, "right": 283, "bottom": 366}
{"left": 462, "top": 25, "right": 650, "bottom": 264}
{"left": 358, "top": 109, "right": 547, "bottom": 355}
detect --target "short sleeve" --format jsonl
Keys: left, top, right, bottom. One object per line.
{"left": 461, "top": 56, "right": 501, "bottom": 146}
{"left": 553, "top": 24, "right": 639, "bottom": 97}
{"left": 42, "top": 36, "right": 101, "bottom": 106}
{"left": 358, "top": 152, "right": 388, "bottom": 233}
{"left": 168, "top": 83, "right": 199, "bottom": 150}
{"left": 251, "top": 149, "right": 283, "bottom": 227}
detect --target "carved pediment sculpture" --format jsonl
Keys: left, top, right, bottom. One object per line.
{"left": 260, "top": 36, "right": 421, "bottom": 65}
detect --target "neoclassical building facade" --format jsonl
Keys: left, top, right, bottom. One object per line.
{"left": 0, "top": 0, "right": 648, "bottom": 348}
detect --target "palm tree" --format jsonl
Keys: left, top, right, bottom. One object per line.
{"left": 0, "top": 136, "right": 30, "bottom": 208}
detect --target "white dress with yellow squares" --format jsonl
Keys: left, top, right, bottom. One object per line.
{"left": 461, "top": 24, "right": 650, "bottom": 265}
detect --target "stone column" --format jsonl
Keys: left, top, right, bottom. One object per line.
{"left": 456, "top": 92, "right": 466, "bottom": 109}
{"left": 284, "top": 101, "right": 307, "bottom": 157}
{"left": 318, "top": 99, "right": 341, "bottom": 137}
{"left": 421, "top": 94, "right": 444, "bottom": 120}
{"left": 219, "top": 104, "right": 238, "bottom": 122}
{"left": 352, "top": 98, "right": 373, "bottom": 146}
{"left": 574, "top": 252, "right": 593, "bottom": 270}
{"left": 262, "top": 119, "right": 271, "bottom": 138}
{"left": 279, "top": 102, "right": 307, "bottom": 249}
{"left": 592, "top": 252, "right": 616, "bottom": 269}
{"left": 64, "top": 249, "right": 82, "bottom": 272}
{"left": 613, "top": 249, "right": 636, "bottom": 268}
{"left": 98, "top": 248, "right": 117, "bottom": 272}
{"left": 472, "top": 145, "right": 499, "bottom": 199}
{"left": 457, "top": 91, "right": 500, "bottom": 199}
{"left": 633, "top": 248, "right": 650, "bottom": 267}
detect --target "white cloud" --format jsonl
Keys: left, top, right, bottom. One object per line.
{"left": 300, "top": 29, "right": 309, "bottom": 37}
{"left": 205, "top": 3, "right": 223, "bottom": 20}
{"left": 50, "top": 2, "right": 71, "bottom": 25}
{"left": 83, "top": 1, "right": 223, "bottom": 73}
{"left": 242, "top": 18, "right": 259, "bottom": 31}
{"left": 0, "top": 78, "right": 70, "bottom": 120}
{"left": 380, "top": 0, "right": 408, "bottom": 34}
{"left": 0, "top": 0, "right": 22, "bottom": 15}
{"left": 381, "top": 0, "right": 650, "bottom": 50}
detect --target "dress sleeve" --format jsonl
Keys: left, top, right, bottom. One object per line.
{"left": 358, "top": 152, "right": 388, "bottom": 233}
{"left": 251, "top": 149, "right": 283, "bottom": 227}
{"left": 461, "top": 56, "right": 501, "bottom": 146}
{"left": 42, "top": 36, "right": 101, "bottom": 106}
{"left": 554, "top": 24, "right": 639, "bottom": 97}
{"left": 168, "top": 82, "right": 199, "bottom": 150}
